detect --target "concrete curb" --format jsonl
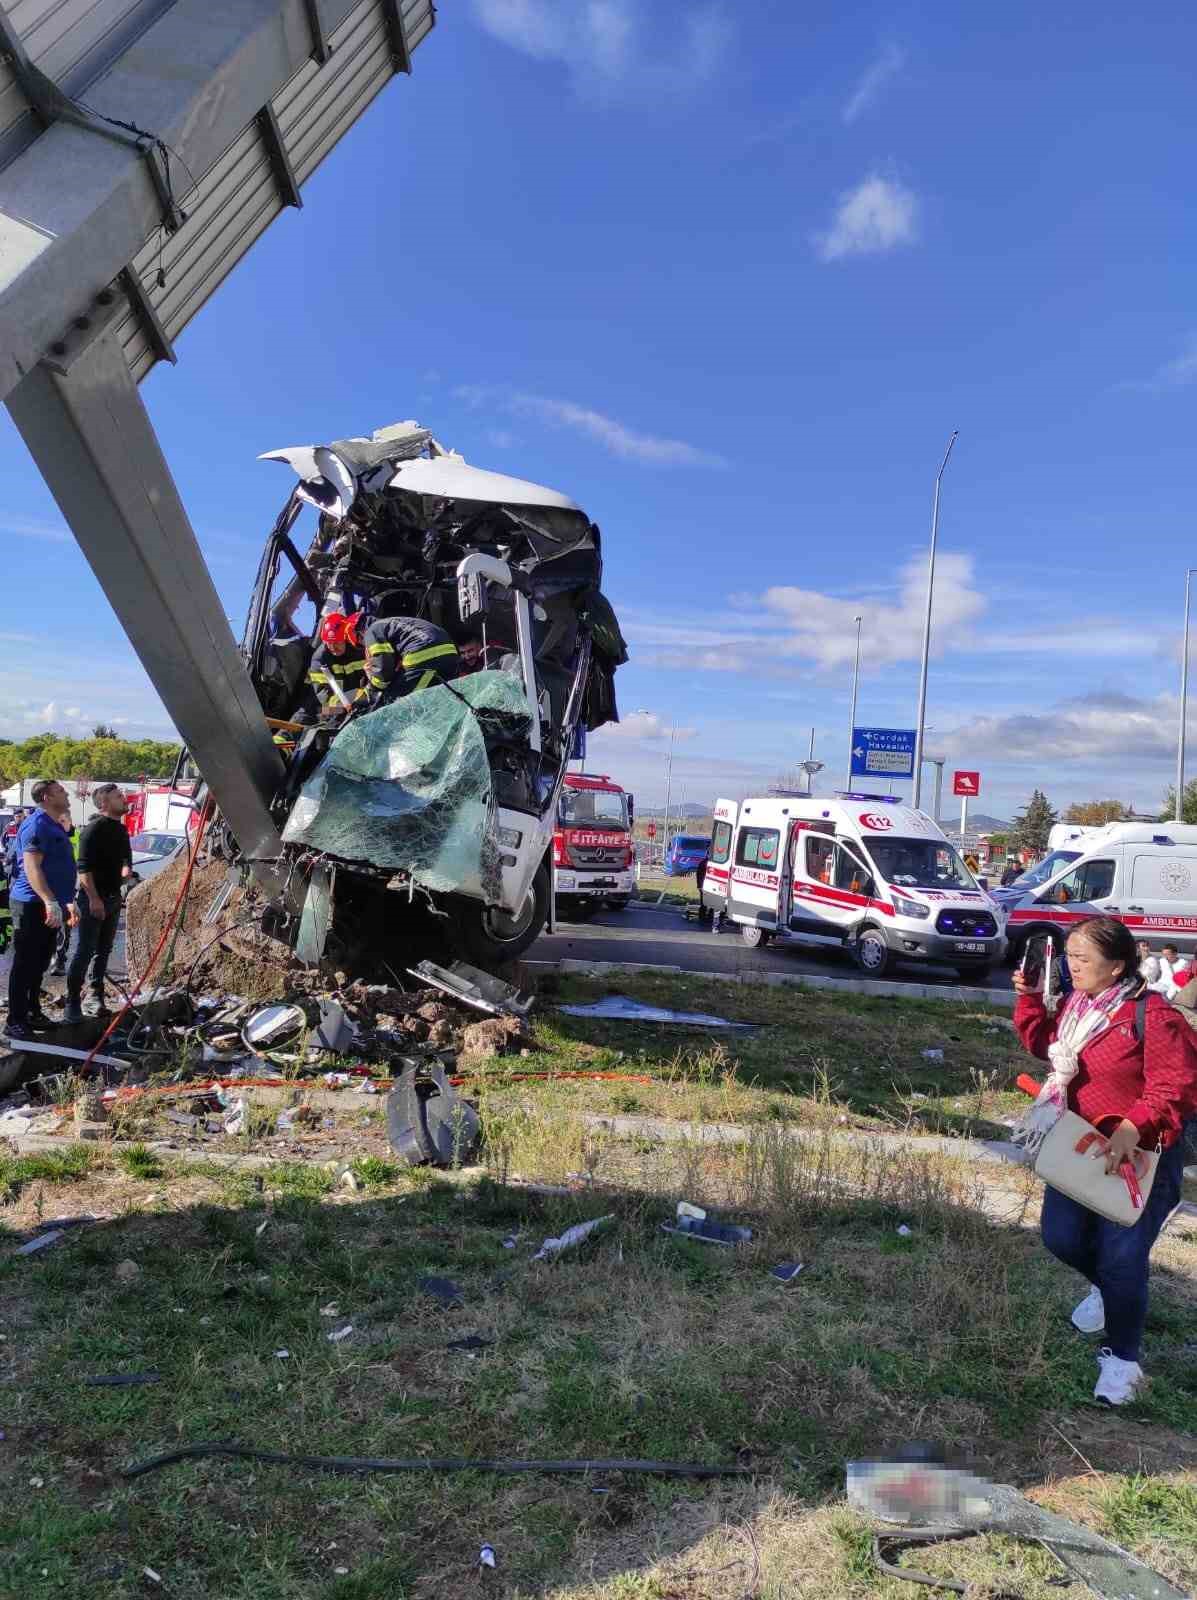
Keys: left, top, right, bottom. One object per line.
{"left": 525, "top": 958, "right": 1014, "bottom": 1009}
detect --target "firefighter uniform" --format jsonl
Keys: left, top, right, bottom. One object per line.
{"left": 306, "top": 642, "right": 369, "bottom": 715}
{"left": 362, "top": 617, "right": 460, "bottom": 702}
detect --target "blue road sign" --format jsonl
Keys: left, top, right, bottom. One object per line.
{"left": 851, "top": 726, "right": 916, "bottom": 781}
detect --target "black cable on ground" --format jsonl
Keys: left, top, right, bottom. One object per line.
{"left": 122, "top": 1444, "right": 751, "bottom": 1482}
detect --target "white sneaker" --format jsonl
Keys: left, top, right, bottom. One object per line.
{"left": 1070, "top": 1286, "right": 1105, "bottom": 1334}
{"left": 1094, "top": 1348, "right": 1145, "bottom": 1406}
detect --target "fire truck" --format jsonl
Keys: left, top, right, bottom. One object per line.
{"left": 552, "top": 773, "right": 635, "bottom": 917}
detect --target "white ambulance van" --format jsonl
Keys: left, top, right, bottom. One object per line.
{"left": 701, "top": 793, "right": 1005, "bottom": 978}
{"left": 1003, "top": 822, "right": 1197, "bottom": 964}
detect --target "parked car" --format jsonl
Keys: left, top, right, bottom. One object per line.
{"left": 663, "top": 833, "right": 711, "bottom": 877}
{"left": 129, "top": 830, "right": 185, "bottom": 883}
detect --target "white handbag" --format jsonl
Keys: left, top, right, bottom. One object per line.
{"left": 1034, "top": 1110, "right": 1158, "bottom": 1227}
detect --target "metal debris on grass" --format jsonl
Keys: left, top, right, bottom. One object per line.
{"left": 557, "top": 996, "right": 754, "bottom": 1028}
{"left": 479, "top": 1544, "right": 497, "bottom": 1568}
{"left": 770, "top": 1262, "right": 804, "bottom": 1283}
{"left": 531, "top": 1215, "right": 615, "bottom": 1261}
{"left": 327, "top": 1325, "right": 354, "bottom": 1344}
{"left": 419, "top": 1276, "right": 464, "bottom": 1307}
{"left": 14, "top": 1231, "right": 65, "bottom": 1256}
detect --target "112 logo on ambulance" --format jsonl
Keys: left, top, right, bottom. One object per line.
{"left": 859, "top": 812, "right": 895, "bottom": 831}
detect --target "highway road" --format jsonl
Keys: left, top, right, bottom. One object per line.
{"left": 530, "top": 899, "right": 1015, "bottom": 993}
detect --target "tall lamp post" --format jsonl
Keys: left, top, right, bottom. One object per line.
{"left": 1176, "top": 569, "right": 1197, "bottom": 822}
{"left": 912, "top": 431, "right": 959, "bottom": 811}
{"left": 845, "top": 613, "right": 863, "bottom": 790}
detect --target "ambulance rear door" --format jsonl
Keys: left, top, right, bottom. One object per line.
{"left": 701, "top": 799, "right": 737, "bottom": 915}
{"left": 729, "top": 806, "right": 783, "bottom": 929}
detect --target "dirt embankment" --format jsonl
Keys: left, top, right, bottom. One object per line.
{"left": 125, "top": 853, "right": 306, "bottom": 1001}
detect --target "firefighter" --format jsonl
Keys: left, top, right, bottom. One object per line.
{"left": 361, "top": 615, "right": 460, "bottom": 704}
{"left": 307, "top": 611, "right": 369, "bottom": 719}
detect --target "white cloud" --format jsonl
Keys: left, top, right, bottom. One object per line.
{"left": 842, "top": 43, "right": 904, "bottom": 124}
{"left": 457, "top": 386, "right": 728, "bottom": 467}
{"left": 3, "top": 514, "right": 71, "bottom": 543}
{"left": 471, "top": 0, "right": 729, "bottom": 99}
{"left": 599, "top": 710, "right": 698, "bottom": 742}
{"left": 815, "top": 173, "right": 918, "bottom": 261}
{"left": 1118, "top": 334, "right": 1197, "bottom": 393}
{"left": 939, "top": 690, "right": 1179, "bottom": 766}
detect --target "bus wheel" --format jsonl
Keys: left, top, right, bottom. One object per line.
{"left": 854, "top": 926, "right": 891, "bottom": 976}
{"left": 454, "top": 863, "right": 549, "bottom": 965}
{"left": 741, "top": 924, "right": 771, "bottom": 949}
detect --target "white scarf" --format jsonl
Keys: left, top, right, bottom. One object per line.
{"left": 1013, "top": 979, "right": 1136, "bottom": 1155}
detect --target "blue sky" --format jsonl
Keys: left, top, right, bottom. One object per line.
{"left": 3, "top": 0, "right": 1197, "bottom": 821}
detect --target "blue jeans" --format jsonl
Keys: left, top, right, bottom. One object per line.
{"left": 1041, "top": 1138, "right": 1186, "bottom": 1361}
{"left": 66, "top": 891, "right": 121, "bottom": 1002}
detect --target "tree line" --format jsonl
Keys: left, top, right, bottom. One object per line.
{"left": 0, "top": 729, "right": 182, "bottom": 787}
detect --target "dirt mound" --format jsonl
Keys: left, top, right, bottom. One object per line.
{"left": 125, "top": 852, "right": 304, "bottom": 1001}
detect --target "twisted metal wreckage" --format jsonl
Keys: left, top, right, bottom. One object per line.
{"left": 232, "top": 419, "right": 627, "bottom": 969}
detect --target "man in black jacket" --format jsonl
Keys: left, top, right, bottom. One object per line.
{"left": 65, "top": 784, "right": 132, "bottom": 1023}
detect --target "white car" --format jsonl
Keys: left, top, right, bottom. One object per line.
{"left": 129, "top": 830, "right": 185, "bottom": 883}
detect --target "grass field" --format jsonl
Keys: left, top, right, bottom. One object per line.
{"left": 1, "top": 974, "right": 1194, "bottom": 1599}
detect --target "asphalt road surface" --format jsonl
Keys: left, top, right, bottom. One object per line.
{"left": 530, "top": 899, "right": 1015, "bottom": 993}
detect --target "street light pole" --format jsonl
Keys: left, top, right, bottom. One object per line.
{"left": 1176, "top": 569, "right": 1196, "bottom": 822}
{"left": 912, "top": 431, "right": 959, "bottom": 811}
{"left": 846, "top": 613, "right": 863, "bottom": 790}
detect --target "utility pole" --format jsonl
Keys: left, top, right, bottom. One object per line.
{"left": 1176, "top": 569, "right": 1196, "bottom": 822}
{"left": 912, "top": 431, "right": 958, "bottom": 811}
{"left": 846, "top": 613, "right": 863, "bottom": 790}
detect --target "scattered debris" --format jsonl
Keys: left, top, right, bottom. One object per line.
{"left": 532, "top": 1215, "right": 614, "bottom": 1262}
{"left": 122, "top": 1443, "right": 752, "bottom": 1480}
{"left": 848, "top": 1454, "right": 1190, "bottom": 1600}
{"left": 275, "top": 1350, "right": 291, "bottom": 1360}
{"left": 557, "top": 996, "right": 753, "bottom": 1028}
{"left": 920, "top": 1048, "right": 944, "bottom": 1062}
{"left": 319, "top": 1302, "right": 340, "bottom": 1317}
{"left": 222, "top": 1098, "right": 247, "bottom": 1136}
{"left": 661, "top": 1201, "right": 751, "bottom": 1246}
{"left": 114, "top": 1260, "right": 142, "bottom": 1285}
{"left": 896, "top": 1225, "right": 913, "bottom": 1238}
{"left": 327, "top": 1325, "right": 354, "bottom": 1344}
{"left": 143, "top": 1566, "right": 162, "bottom": 1585}
{"left": 410, "top": 960, "right": 533, "bottom": 1018}
{"left": 419, "top": 1276, "right": 464, "bottom": 1307}
{"left": 770, "top": 1262, "right": 804, "bottom": 1283}
{"left": 501, "top": 1235, "right": 518, "bottom": 1250}
{"left": 387, "top": 1064, "right": 480, "bottom": 1167}
{"left": 15, "top": 1231, "right": 65, "bottom": 1257}
{"left": 447, "top": 1335, "right": 494, "bottom": 1352}
{"left": 479, "top": 1543, "right": 497, "bottom": 1569}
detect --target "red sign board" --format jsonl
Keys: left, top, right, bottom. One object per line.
{"left": 953, "top": 770, "right": 980, "bottom": 797}
{"left": 647, "top": 824, "right": 657, "bottom": 839}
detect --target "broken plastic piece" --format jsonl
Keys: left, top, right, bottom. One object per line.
{"left": 386, "top": 1063, "right": 480, "bottom": 1168}
{"left": 243, "top": 1003, "right": 307, "bottom": 1051}
{"left": 771, "top": 1262, "right": 804, "bottom": 1283}
{"left": 327, "top": 1325, "right": 354, "bottom": 1344}
{"left": 896, "top": 1225, "right": 913, "bottom": 1238}
{"left": 409, "top": 960, "right": 533, "bottom": 1018}
{"left": 15, "top": 1231, "right": 65, "bottom": 1256}
{"left": 661, "top": 1218, "right": 752, "bottom": 1246}
{"left": 921, "top": 1048, "right": 945, "bottom": 1061}
{"left": 314, "top": 999, "right": 356, "bottom": 1052}
{"left": 532, "top": 1214, "right": 614, "bottom": 1261}
{"left": 557, "top": 997, "right": 753, "bottom": 1028}
{"left": 848, "top": 1457, "right": 1190, "bottom": 1600}
{"left": 419, "top": 1276, "right": 464, "bottom": 1307}
{"left": 447, "top": 1335, "right": 494, "bottom": 1351}
{"left": 479, "top": 1544, "right": 496, "bottom": 1569}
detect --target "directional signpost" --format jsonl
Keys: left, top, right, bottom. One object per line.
{"left": 851, "top": 727, "right": 917, "bottom": 784}
{"left": 953, "top": 770, "right": 981, "bottom": 843}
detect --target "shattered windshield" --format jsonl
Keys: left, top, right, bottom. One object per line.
{"left": 559, "top": 788, "right": 628, "bottom": 828}
{"left": 864, "top": 837, "right": 978, "bottom": 891}
{"left": 1010, "top": 850, "right": 1081, "bottom": 890}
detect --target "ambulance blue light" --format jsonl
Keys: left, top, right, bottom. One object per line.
{"left": 1153, "top": 834, "right": 1174, "bottom": 845}
{"left": 835, "top": 792, "right": 901, "bottom": 804}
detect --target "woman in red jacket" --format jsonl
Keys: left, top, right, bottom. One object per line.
{"left": 1012, "top": 916, "right": 1193, "bottom": 1405}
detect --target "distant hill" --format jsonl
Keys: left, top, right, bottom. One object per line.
{"left": 637, "top": 802, "right": 711, "bottom": 819}
{"left": 941, "top": 812, "right": 1009, "bottom": 834}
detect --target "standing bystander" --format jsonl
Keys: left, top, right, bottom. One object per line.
{"left": 65, "top": 784, "right": 132, "bottom": 1023}
{"left": 5, "top": 781, "right": 78, "bottom": 1040}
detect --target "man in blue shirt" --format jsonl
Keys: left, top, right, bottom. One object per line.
{"left": 6, "top": 779, "right": 78, "bottom": 1040}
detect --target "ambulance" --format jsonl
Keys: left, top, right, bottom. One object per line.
{"left": 701, "top": 792, "right": 1005, "bottom": 978}
{"left": 1003, "top": 821, "right": 1197, "bottom": 964}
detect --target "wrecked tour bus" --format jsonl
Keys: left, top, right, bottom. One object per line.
{"left": 240, "top": 422, "right": 628, "bottom": 965}
{"left": 552, "top": 771, "right": 636, "bottom": 916}
{"left": 701, "top": 793, "right": 1006, "bottom": 978}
